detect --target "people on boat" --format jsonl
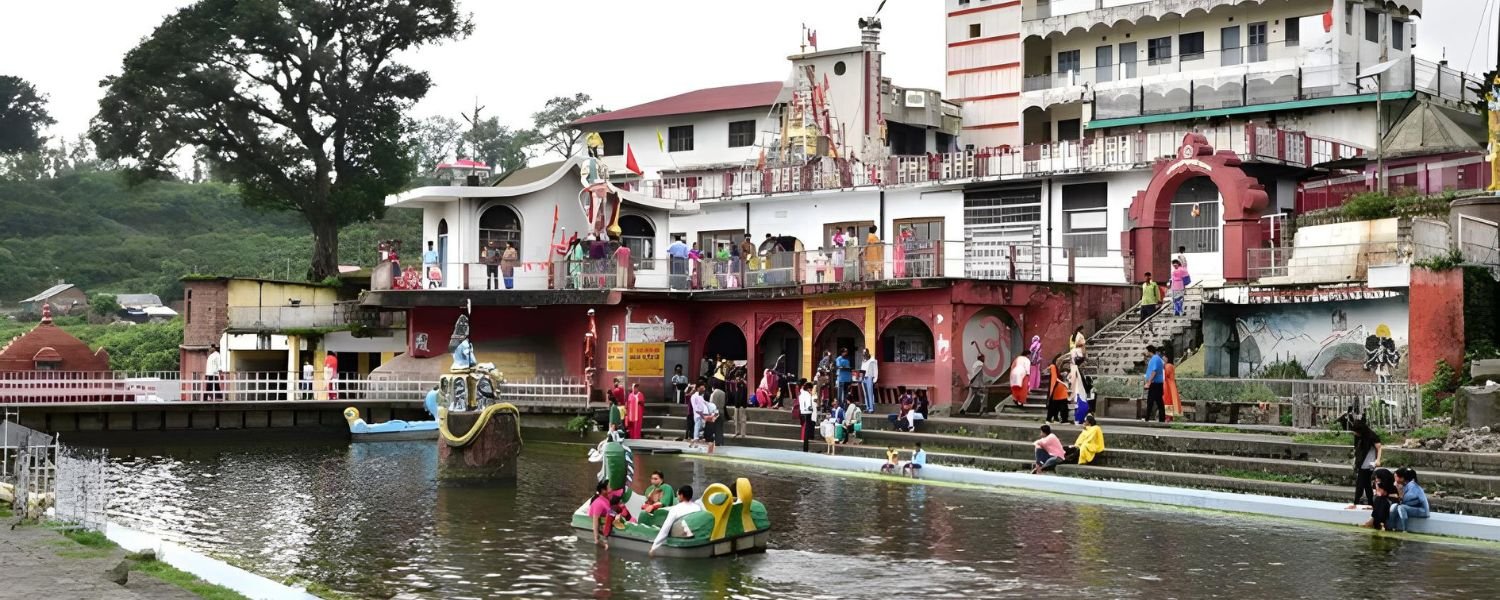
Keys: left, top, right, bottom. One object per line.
{"left": 626, "top": 383, "right": 645, "bottom": 440}
{"left": 1032, "top": 424, "right": 1066, "bottom": 474}
{"left": 1388, "top": 468, "right": 1430, "bottom": 532}
{"left": 648, "top": 485, "right": 700, "bottom": 558}
{"left": 641, "top": 471, "right": 675, "bottom": 514}
{"left": 589, "top": 480, "right": 629, "bottom": 549}
{"left": 1346, "top": 419, "right": 1384, "bottom": 510}
{"left": 1067, "top": 415, "right": 1106, "bottom": 466}
{"left": 902, "top": 442, "right": 927, "bottom": 478}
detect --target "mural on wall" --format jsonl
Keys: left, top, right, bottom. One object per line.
{"left": 1232, "top": 297, "right": 1408, "bottom": 381}
{"left": 962, "top": 309, "right": 1019, "bottom": 384}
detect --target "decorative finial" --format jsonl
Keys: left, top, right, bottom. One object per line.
{"left": 40, "top": 303, "right": 52, "bottom": 324}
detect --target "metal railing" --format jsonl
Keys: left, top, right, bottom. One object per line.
{"left": 1090, "top": 375, "right": 1420, "bottom": 430}
{"left": 1247, "top": 241, "right": 1410, "bottom": 283}
{"left": 1297, "top": 155, "right": 1493, "bottom": 213}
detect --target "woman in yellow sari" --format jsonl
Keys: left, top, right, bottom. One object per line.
{"left": 1163, "top": 352, "right": 1182, "bottom": 421}
{"left": 1070, "top": 414, "right": 1105, "bottom": 465}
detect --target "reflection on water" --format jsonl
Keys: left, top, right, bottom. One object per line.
{"left": 105, "top": 439, "right": 1498, "bottom": 599}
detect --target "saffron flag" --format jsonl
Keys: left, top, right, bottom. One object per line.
{"left": 625, "top": 144, "right": 643, "bottom": 175}
{"left": 756, "top": 148, "right": 766, "bottom": 171}
{"left": 656, "top": 129, "right": 665, "bottom": 152}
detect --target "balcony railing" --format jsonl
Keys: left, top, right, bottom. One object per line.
{"left": 225, "top": 301, "right": 404, "bottom": 331}
{"left": 1026, "top": 0, "right": 1149, "bottom": 21}
{"left": 1247, "top": 241, "right": 1411, "bottom": 283}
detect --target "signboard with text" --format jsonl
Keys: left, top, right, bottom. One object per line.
{"left": 606, "top": 342, "right": 665, "bottom": 377}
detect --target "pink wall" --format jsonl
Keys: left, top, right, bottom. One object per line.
{"left": 1407, "top": 267, "right": 1465, "bottom": 383}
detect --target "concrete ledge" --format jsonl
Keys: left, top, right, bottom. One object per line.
{"left": 657, "top": 442, "right": 1500, "bottom": 543}
{"left": 106, "top": 523, "right": 319, "bottom": 600}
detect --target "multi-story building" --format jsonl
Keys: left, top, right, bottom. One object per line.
{"left": 365, "top": 0, "right": 1483, "bottom": 412}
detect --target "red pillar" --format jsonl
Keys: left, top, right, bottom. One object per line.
{"left": 1407, "top": 268, "right": 1465, "bottom": 383}
{"left": 1221, "top": 218, "right": 1265, "bottom": 282}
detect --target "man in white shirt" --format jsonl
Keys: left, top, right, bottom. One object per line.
{"left": 797, "top": 379, "right": 816, "bottom": 453}
{"left": 649, "top": 485, "right": 701, "bottom": 557}
{"left": 300, "top": 360, "right": 313, "bottom": 400}
{"left": 688, "top": 383, "right": 710, "bottom": 446}
{"left": 422, "top": 241, "right": 441, "bottom": 289}
{"left": 860, "top": 349, "right": 878, "bottom": 413}
{"left": 204, "top": 344, "right": 223, "bottom": 401}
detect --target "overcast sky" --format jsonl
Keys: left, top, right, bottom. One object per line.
{"left": 1, "top": 0, "right": 1494, "bottom": 143}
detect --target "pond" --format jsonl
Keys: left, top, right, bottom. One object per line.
{"left": 103, "top": 438, "right": 1498, "bottom": 599}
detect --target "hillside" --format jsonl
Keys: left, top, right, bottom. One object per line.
{"left": 0, "top": 171, "right": 420, "bottom": 304}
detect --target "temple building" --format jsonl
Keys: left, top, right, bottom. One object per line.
{"left": 362, "top": 0, "right": 1489, "bottom": 410}
{"left": 0, "top": 304, "right": 110, "bottom": 373}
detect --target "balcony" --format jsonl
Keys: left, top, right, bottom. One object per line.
{"left": 226, "top": 301, "right": 405, "bottom": 332}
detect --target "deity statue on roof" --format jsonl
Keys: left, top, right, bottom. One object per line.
{"left": 578, "top": 132, "right": 620, "bottom": 241}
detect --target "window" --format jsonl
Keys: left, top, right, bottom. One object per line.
{"left": 185, "top": 289, "right": 192, "bottom": 325}
{"left": 1057, "top": 50, "right": 1080, "bottom": 75}
{"left": 881, "top": 317, "right": 934, "bottom": 363}
{"left": 668, "top": 125, "right": 694, "bottom": 152}
{"left": 1170, "top": 178, "right": 1220, "bottom": 253}
{"left": 1391, "top": 19, "right": 1405, "bottom": 50}
{"left": 1095, "top": 46, "right": 1113, "bottom": 83}
{"left": 599, "top": 131, "right": 624, "bottom": 156}
{"left": 894, "top": 217, "right": 944, "bottom": 278}
{"left": 1120, "top": 42, "right": 1137, "bottom": 78}
{"left": 1286, "top": 16, "right": 1300, "bottom": 47}
{"left": 1062, "top": 183, "right": 1108, "bottom": 258}
{"left": 1179, "top": 32, "right": 1204, "bottom": 61}
{"left": 1221, "top": 26, "right": 1241, "bottom": 66}
{"left": 1345, "top": 3, "right": 1355, "bottom": 35}
{"left": 1057, "top": 119, "right": 1081, "bottom": 141}
{"left": 834, "top": 61, "right": 847, "bottom": 76}
{"left": 1365, "top": 10, "right": 1381, "bottom": 43}
{"left": 478, "top": 205, "right": 522, "bottom": 260}
{"left": 1147, "top": 37, "right": 1172, "bottom": 65}
{"left": 964, "top": 188, "right": 1041, "bottom": 242}
{"left": 728, "top": 120, "right": 756, "bottom": 148}
{"left": 969, "top": 23, "right": 981, "bottom": 39}
{"left": 697, "top": 229, "right": 745, "bottom": 260}
{"left": 619, "top": 215, "right": 656, "bottom": 270}
{"left": 1247, "top": 22, "right": 1268, "bottom": 62}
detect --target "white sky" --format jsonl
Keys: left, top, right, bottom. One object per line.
{"left": 1, "top": 0, "right": 1494, "bottom": 142}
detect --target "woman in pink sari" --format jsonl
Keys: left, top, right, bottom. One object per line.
{"left": 893, "top": 226, "right": 913, "bottom": 278}
{"left": 1028, "top": 335, "right": 1043, "bottom": 390}
{"left": 757, "top": 368, "right": 777, "bottom": 408}
{"left": 626, "top": 383, "right": 645, "bottom": 439}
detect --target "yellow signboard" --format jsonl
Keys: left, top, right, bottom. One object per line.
{"left": 607, "top": 342, "right": 665, "bottom": 377}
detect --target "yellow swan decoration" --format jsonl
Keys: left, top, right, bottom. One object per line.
{"left": 701, "top": 482, "right": 734, "bottom": 541}
{"left": 437, "top": 402, "right": 524, "bottom": 447}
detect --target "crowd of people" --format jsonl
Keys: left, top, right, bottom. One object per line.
{"left": 657, "top": 224, "right": 941, "bottom": 291}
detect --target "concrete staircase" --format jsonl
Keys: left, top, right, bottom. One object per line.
{"left": 1086, "top": 285, "right": 1204, "bottom": 375}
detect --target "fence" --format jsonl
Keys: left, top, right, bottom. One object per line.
{"left": 1297, "top": 155, "right": 1494, "bottom": 213}
{"left": 1090, "top": 375, "right": 1420, "bottom": 430}
{"left": 3, "top": 417, "right": 111, "bottom": 527}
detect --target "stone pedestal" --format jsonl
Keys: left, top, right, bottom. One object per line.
{"left": 1455, "top": 386, "right": 1500, "bottom": 430}
{"left": 438, "top": 411, "right": 522, "bottom": 480}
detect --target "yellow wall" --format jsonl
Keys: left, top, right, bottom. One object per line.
{"left": 226, "top": 279, "right": 338, "bottom": 308}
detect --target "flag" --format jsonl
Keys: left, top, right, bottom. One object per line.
{"left": 625, "top": 144, "right": 643, "bottom": 175}
{"left": 756, "top": 148, "right": 766, "bottom": 171}
{"left": 809, "top": 30, "right": 817, "bottom": 49}
{"left": 656, "top": 128, "right": 665, "bottom": 152}
{"left": 1322, "top": 10, "right": 1333, "bottom": 33}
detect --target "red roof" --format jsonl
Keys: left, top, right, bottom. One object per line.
{"left": 0, "top": 321, "right": 110, "bottom": 372}
{"left": 435, "top": 159, "right": 490, "bottom": 170}
{"left": 573, "top": 82, "right": 783, "bottom": 127}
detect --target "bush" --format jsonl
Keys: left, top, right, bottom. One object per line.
{"left": 1259, "top": 358, "right": 1310, "bottom": 380}
{"left": 1092, "top": 378, "right": 1139, "bottom": 399}
{"left": 1421, "top": 359, "right": 1458, "bottom": 419}
{"left": 565, "top": 414, "right": 596, "bottom": 434}
{"left": 1339, "top": 191, "right": 1452, "bottom": 221}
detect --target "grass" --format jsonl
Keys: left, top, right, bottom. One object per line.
{"left": 1408, "top": 425, "right": 1451, "bottom": 441}
{"left": 1170, "top": 424, "right": 1244, "bottom": 434}
{"left": 1217, "top": 468, "right": 1314, "bottom": 485}
{"left": 1292, "top": 431, "right": 1355, "bottom": 446}
{"left": 61, "top": 528, "right": 113, "bottom": 547}
{"left": 131, "top": 557, "right": 250, "bottom": 600}
{"left": 0, "top": 503, "right": 10, "bottom": 518}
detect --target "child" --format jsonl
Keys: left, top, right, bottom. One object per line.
{"left": 880, "top": 447, "right": 899, "bottom": 473}
{"left": 820, "top": 412, "right": 839, "bottom": 455}
{"left": 902, "top": 442, "right": 927, "bottom": 478}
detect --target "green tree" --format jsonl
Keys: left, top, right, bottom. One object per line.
{"left": 90, "top": 0, "right": 473, "bottom": 280}
{"left": 89, "top": 293, "right": 121, "bottom": 320}
{"left": 407, "top": 115, "right": 464, "bottom": 183}
{"left": 0, "top": 75, "right": 54, "bottom": 155}
{"left": 530, "top": 93, "right": 605, "bottom": 160}
{"left": 461, "top": 116, "right": 533, "bottom": 179}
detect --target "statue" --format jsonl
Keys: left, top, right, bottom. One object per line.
{"left": 1487, "top": 74, "right": 1500, "bottom": 191}
{"left": 578, "top": 133, "right": 622, "bottom": 241}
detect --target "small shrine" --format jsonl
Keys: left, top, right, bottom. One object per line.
{"left": 0, "top": 304, "right": 110, "bottom": 372}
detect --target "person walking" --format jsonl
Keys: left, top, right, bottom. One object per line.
{"left": 860, "top": 349, "right": 878, "bottom": 413}
{"left": 1346, "top": 419, "right": 1384, "bottom": 509}
{"left": 1170, "top": 259, "right": 1189, "bottom": 316}
{"left": 1163, "top": 351, "right": 1182, "bottom": 421}
{"left": 1027, "top": 335, "right": 1043, "bottom": 390}
{"left": 729, "top": 372, "right": 749, "bottom": 438}
{"left": 1045, "top": 357, "right": 1071, "bottom": 423}
{"left": 1143, "top": 345, "right": 1166, "bottom": 422}
{"left": 1139, "top": 271, "right": 1161, "bottom": 324}
{"left": 1009, "top": 351, "right": 1032, "bottom": 407}
{"left": 1068, "top": 352, "right": 1089, "bottom": 424}
{"left": 1175, "top": 246, "right": 1191, "bottom": 285}
{"left": 501, "top": 241, "right": 519, "bottom": 290}
{"left": 482, "top": 240, "right": 501, "bottom": 290}
{"left": 797, "top": 379, "right": 817, "bottom": 452}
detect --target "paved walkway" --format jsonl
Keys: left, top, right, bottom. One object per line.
{"left": 0, "top": 520, "right": 200, "bottom": 600}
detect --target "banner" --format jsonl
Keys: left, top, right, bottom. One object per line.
{"left": 607, "top": 342, "right": 665, "bottom": 377}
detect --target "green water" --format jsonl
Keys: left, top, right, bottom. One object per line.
{"left": 103, "top": 439, "right": 1497, "bottom": 599}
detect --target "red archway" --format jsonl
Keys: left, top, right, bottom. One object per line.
{"left": 1122, "top": 133, "right": 1268, "bottom": 282}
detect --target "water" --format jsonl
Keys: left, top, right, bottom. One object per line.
{"left": 103, "top": 439, "right": 1497, "bottom": 599}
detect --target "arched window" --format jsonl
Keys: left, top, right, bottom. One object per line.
{"left": 479, "top": 205, "right": 522, "bottom": 259}
{"left": 1170, "top": 178, "right": 1220, "bottom": 253}
{"left": 619, "top": 215, "right": 655, "bottom": 270}
{"left": 881, "top": 317, "right": 934, "bottom": 363}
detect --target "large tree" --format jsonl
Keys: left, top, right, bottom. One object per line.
{"left": 408, "top": 115, "right": 463, "bottom": 182}
{"left": 90, "top": 0, "right": 472, "bottom": 279}
{"left": 0, "top": 75, "right": 54, "bottom": 155}
{"left": 531, "top": 93, "right": 605, "bottom": 160}
{"left": 461, "top": 116, "right": 533, "bottom": 179}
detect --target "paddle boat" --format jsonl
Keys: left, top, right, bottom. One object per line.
{"left": 343, "top": 388, "right": 440, "bottom": 442}
{"left": 569, "top": 434, "right": 771, "bottom": 557}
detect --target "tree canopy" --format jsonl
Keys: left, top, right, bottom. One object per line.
{"left": 90, "top": 0, "right": 473, "bottom": 280}
{"left": 531, "top": 93, "right": 606, "bottom": 160}
{"left": 0, "top": 74, "right": 54, "bottom": 155}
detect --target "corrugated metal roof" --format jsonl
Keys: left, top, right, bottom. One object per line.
{"left": 116, "top": 293, "right": 164, "bottom": 308}
{"left": 21, "top": 283, "right": 75, "bottom": 303}
{"left": 572, "top": 82, "right": 783, "bottom": 127}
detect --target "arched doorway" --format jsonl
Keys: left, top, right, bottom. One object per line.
{"left": 436, "top": 219, "right": 449, "bottom": 284}
{"left": 619, "top": 214, "right": 656, "bottom": 270}
{"left": 479, "top": 204, "right": 523, "bottom": 258}
{"left": 814, "top": 319, "right": 864, "bottom": 365}
{"left": 704, "top": 322, "right": 747, "bottom": 365}
{"left": 881, "top": 316, "right": 934, "bottom": 363}
{"left": 757, "top": 322, "right": 801, "bottom": 378}
{"left": 1171, "top": 177, "right": 1222, "bottom": 280}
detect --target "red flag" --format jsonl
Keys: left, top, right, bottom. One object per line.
{"left": 1322, "top": 10, "right": 1332, "bottom": 33}
{"left": 625, "top": 144, "right": 643, "bottom": 175}
{"left": 809, "top": 30, "right": 817, "bottom": 49}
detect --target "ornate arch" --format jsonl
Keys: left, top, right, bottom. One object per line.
{"left": 755, "top": 312, "right": 803, "bottom": 339}
{"left": 1122, "top": 133, "right": 1269, "bottom": 282}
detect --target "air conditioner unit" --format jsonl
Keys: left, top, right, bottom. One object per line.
{"left": 904, "top": 91, "right": 927, "bottom": 108}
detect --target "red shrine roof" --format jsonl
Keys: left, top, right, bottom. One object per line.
{"left": 0, "top": 305, "right": 110, "bottom": 372}
{"left": 572, "top": 82, "right": 783, "bottom": 127}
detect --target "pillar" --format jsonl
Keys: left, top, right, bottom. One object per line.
{"left": 1221, "top": 218, "right": 1264, "bottom": 283}
{"left": 287, "top": 335, "right": 301, "bottom": 402}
